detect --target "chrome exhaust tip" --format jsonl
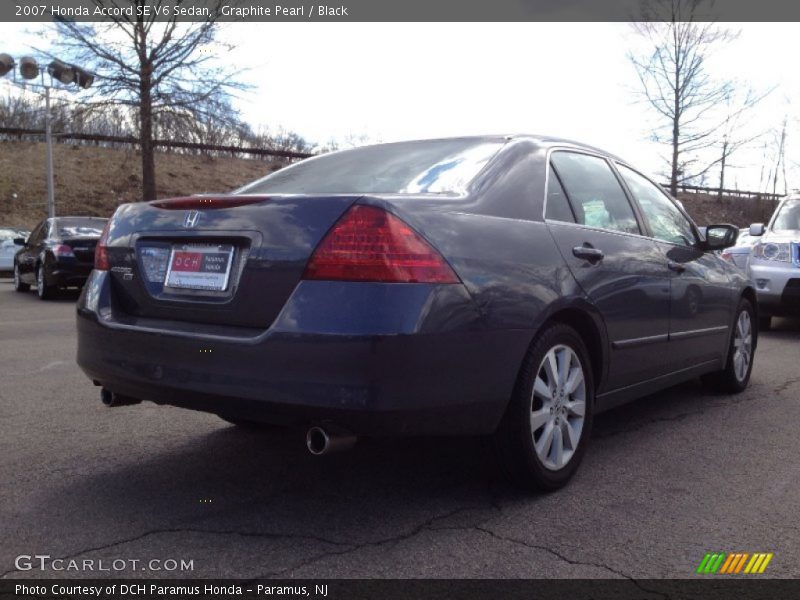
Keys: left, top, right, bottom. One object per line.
{"left": 100, "top": 388, "right": 142, "bottom": 407}
{"left": 306, "top": 425, "right": 356, "bottom": 455}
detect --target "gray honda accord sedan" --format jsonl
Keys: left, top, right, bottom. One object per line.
{"left": 76, "top": 135, "right": 757, "bottom": 490}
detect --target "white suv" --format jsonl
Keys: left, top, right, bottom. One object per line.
{"left": 747, "top": 195, "right": 800, "bottom": 329}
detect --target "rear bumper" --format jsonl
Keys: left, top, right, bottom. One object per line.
{"left": 46, "top": 259, "right": 93, "bottom": 287}
{"left": 76, "top": 272, "right": 532, "bottom": 435}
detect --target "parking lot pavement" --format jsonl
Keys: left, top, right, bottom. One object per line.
{"left": 1, "top": 279, "right": 799, "bottom": 580}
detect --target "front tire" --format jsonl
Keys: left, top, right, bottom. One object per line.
{"left": 494, "top": 323, "right": 594, "bottom": 491}
{"left": 36, "top": 264, "right": 55, "bottom": 300}
{"left": 13, "top": 262, "right": 30, "bottom": 292}
{"left": 702, "top": 298, "right": 755, "bottom": 393}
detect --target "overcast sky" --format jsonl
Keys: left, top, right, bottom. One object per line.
{"left": 2, "top": 21, "right": 799, "bottom": 191}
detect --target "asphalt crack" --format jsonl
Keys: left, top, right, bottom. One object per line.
{"left": 467, "top": 526, "right": 670, "bottom": 598}
{"left": 249, "top": 502, "right": 498, "bottom": 580}
{"left": 774, "top": 376, "right": 800, "bottom": 396}
{"left": 593, "top": 388, "right": 762, "bottom": 440}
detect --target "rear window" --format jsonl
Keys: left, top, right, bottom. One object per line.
{"left": 54, "top": 218, "right": 107, "bottom": 238}
{"left": 234, "top": 139, "right": 504, "bottom": 195}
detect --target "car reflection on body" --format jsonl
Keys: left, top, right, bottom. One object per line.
{"left": 719, "top": 228, "right": 759, "bottom": 271}
{"left": 76, "top": 136, "right": 757, "bottom": 491}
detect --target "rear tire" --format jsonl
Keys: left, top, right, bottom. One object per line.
{"left": 36, "top": 264, "right": 55, "bottom": 300}
{"left": 494, "top": 323, "right": 594, "bottom": 492}
{"left": 13, "top": 262, "right": 29, "bottom": 292}
{"left": 702, "top": 298, "right": 755, "bottom": 393}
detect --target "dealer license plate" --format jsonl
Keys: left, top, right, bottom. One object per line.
{"left": 164, "top": 244, "right": 234, "bottom": 291}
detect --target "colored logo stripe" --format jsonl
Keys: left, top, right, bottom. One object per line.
{"left": 697, "top": 552, "right": 773, "bottom": 574}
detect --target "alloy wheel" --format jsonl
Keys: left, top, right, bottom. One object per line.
{"left": 530, "top": 344, "right": 586, "bottom": 471}
{"left": 732, "top": 310, "right": 752, "bottom": 382}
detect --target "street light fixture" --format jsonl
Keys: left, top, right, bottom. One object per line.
{"left": 0, "top": 52, "right": 94, "bottom": 219}
{"left": 48, "top": 60, "right": 75, "bottom": 85}
{"left": 0, "top": 53, "right": 13, "bottom": 76}
{"left": 19, "top": 56, "right": 40, "bottom": 80}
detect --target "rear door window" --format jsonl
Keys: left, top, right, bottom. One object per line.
{"left": 544, "top": 165, "right": 576, "bottom": 223}
{"left": 550, "top": 152, "right": 640, "bottom": 235}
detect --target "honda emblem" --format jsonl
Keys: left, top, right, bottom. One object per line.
{"left": 183, "top": 210, "right": 201, "bottom": 228}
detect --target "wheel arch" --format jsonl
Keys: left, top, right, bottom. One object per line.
{"left": 547, "top": 307, "right": 607, "bottom": 398}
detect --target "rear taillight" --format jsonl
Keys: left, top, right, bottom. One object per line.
{"left": 94, "top": 220, "right": 112, "bottom": 271}
{"left": 150, "top": 196, "right": 266, "bottom": 209}
{"left": 53, "top": 244, "right": 75, "bottom": 258}
{"left": 303, "top": 205, "right": 459, "bottom": 283}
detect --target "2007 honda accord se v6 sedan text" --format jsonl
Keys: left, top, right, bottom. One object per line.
{"left": 76, "top": 135, "right": 757, "bottom": 490}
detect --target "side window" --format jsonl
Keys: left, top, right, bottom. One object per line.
{"left": 28, "top": 223, "right": 43, "bottom": 245}
{"left": 545, "top": 165, "right": 576, "bottom": 223}
{"left": 616, "top": 165, "right": 697, "bottom": 247}
{"left": 550, "top": 152, "right": 640, "bottom": 235}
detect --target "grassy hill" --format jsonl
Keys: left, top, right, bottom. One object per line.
{"left": 0, "top": 140, "right": 780, "bottom": 230}
{"left": 0, "top": 141, "right": 279, "bottom": 229}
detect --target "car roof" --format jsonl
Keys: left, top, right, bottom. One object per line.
{"left": 355, "top": 134, "right": 629, "bottom": 164}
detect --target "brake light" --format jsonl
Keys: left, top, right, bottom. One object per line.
{"left": 303, "top": 205, "right": 459, "bottom": 283}
{"left": 94, "top": 220, "right": 111, "bottom": 271}
{"left": 150, "top": 196, "right": 266, "bottom": 209}
{"left": 53, "top": 244, "right": 75, "bottom": 258}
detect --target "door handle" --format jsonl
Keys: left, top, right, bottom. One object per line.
{"left": 572, "top": 245, "right": 604, "bottom": 261}
{"left": 667, "top": 261, "right": 686, "bottom": 273}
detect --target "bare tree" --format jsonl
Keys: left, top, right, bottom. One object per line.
{"left": 629, "top": 0, "right": 735, "bottom": 196}
{"left": 51, "top": 0, "right": 247, "bottom": 200}
{"left": 773, "top": 116, "right": 787, "bottom": 196}
{"left": 714, "top": 87, "right": 771, "bottom": 199}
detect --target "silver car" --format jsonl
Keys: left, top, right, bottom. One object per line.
{"left": 720, "top": 228, "right": 759, "bottom": 271}
{"left": 747, "top": 196, "right": 800, "bottom": 329}
{"left": 0, "top": 228, "right": 28, "bottom": 275}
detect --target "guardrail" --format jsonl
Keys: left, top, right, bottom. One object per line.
{"left": 0, "top": 126, "right": 315, "bottom": 160}
{"left": 0, "top": 128, "right": 789, "bottom": 199}
{"left": 665, "top": 183, "right": 783, "bottom": 202}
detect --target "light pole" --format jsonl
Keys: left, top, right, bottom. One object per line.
{"left": 0, "top": 53, "right": 94, "bottom": 219}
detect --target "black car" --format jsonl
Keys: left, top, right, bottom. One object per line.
{"left": 14, "top": 216, "right": 108, "bottom": 299}
{"left": 76, "top": 136, "right": 756, "bottom": 490}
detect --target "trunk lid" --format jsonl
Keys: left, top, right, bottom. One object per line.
{"left": 63, "top": 238, "right": 99, "bottom": 264}
{"left": 105, "top": 195, "right": 360, "bottom": 328}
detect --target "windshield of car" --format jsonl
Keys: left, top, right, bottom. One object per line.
{"left": 54, "top": 218, "right": 107, "bottom": 238}
{"left": 234, "top": 139, "right": 505, "bottom": 195}
{"left": 772, "top": 199, "right": 800, "bottom": 232}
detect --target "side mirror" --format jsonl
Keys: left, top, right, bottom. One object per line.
{"left": 13, "top": 238, "right": 26, "bottom": 246}
{"left": 704, "top": 224, "right": 739, "bottom": 251}
{"left": 749, "top": 223, "right": 766, "bottom": 237}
